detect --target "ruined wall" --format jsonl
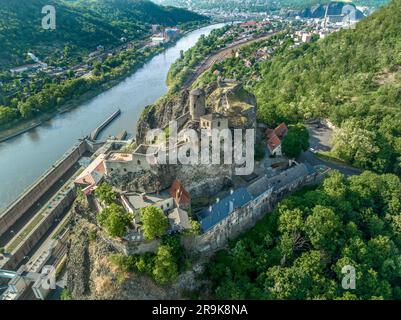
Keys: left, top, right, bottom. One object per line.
{"left": 98, "top": 233, "right": 160, "bottom": 255}
{"left": 0, "top": 140, "right": 88, "bottom": 238}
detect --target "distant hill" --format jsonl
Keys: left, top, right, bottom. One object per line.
{"left": 290, "top": 1, "right": 365, "bottom": 19}
{"left": 153, "top": 0, "right": 389, "bottom": 12}
{"left": 0, "top": 0, "right": 207, "bottom": 70}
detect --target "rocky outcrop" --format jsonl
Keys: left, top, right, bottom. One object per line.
{"left": 207, "top": 82, "right": 257, "bottom": 130}
{"left": 288, "top": 1, "right": 365, "bottom": 20}
{"left": 136, "top": 91, "right": 190, "bottom": 144}
{"left": 66, "top": 221, "right": 91, "bottom": 298}
{"left": 65, "top": 212, "right": 211, "bottom": 299}
{"left": 176, "top": 164, "right": 233, "bottom": 199}
{"left": 106, "top": 164, "right": 177, "bottom": 193}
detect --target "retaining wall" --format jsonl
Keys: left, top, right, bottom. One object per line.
{"left": 1, "top": 187, "right": 76, "bottom": 270}
{"left": 0, "top": 140, "right": 88, "bottom": 237}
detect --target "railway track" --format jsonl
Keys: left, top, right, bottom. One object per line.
{"left": 184, "top": 32, "right": 277, "bottom": 89}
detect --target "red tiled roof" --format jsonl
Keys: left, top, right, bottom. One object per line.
{"left": 266, "top": 132, "right": 281, "bottom": 152}
{"left": 241, "top": 21, "right": 257, "bottom": 27}
{"left": 266, "top": 123, "right": 288, "bottom": 152}
{"left": 74, "top": 154, "right": 106, "bottom": 186}
{"left": 274, "top": 123, "right": 288, "bottom": 140}
{"left": 169, "top": 180, "right": 191, "bottom": 207}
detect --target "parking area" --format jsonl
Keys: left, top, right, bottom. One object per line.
{"left": 306, "top": 120, "right": 333, "bottom": 153}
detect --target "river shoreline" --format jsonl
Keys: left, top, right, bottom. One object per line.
{"left": 0, "top": 23, "right": 212, "bottom": 143}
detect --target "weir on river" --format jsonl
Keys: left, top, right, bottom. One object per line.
{"left": 0, "top": 23, "right": 226, "bottom": 213}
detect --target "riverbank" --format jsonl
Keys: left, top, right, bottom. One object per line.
{"left": 0, "top": 22, "right": 212, "bottom": 143}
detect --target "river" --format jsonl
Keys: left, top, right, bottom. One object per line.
{"left": 0, "top": 23, "right": 225, "bottom": 212}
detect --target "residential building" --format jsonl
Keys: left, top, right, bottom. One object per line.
{"left": 74, "top": 154, "right": 106, "bottom": 195}
{"left": 169, "top": 180, "right": 191, "bottom": 210}
{"left": 197, "top": 188, "right": 253, "bottom": 232}
{"left": 168, "top": 208, "right": 191, "bottom": 232}
{"left": 151, "top": 34, "right": 165, "bottom": 45}
{"left": 103, "top": 144, "right": 159, "bottom": 175}
{"left": 121, "top": 191, "right": 174, "bottom": 214}
{"left": 266, "top": 122, "right": 288, "bottom": 156}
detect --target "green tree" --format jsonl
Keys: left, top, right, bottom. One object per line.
{"left": 97, "top": 204, "right": 130, "bottom": 237}
{"left": 140, "top": 206, "right": 168, "bottom": 240}
{"left": 95, "top": 182, "right": 117, "bottom": 205}
{"left": 305, "top": 205, "right": 342, "bottom": 253}
{"left": 281, "top": 124, "right": 309, "bottom": 158}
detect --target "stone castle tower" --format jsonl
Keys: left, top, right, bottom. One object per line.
{"left": 189, "top": 88, "right": 206, "bottom": 121}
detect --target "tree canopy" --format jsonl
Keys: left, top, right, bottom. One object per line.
{"left": 97, "top": 203, "right": 131, "bottom": 237}
{"left": 95, "top": 182, "right": 117, "bottom": 205}
{"left": 140, "top": 206, "right": 168, "bottom": 240}
{"left": 205, "top": 170, "right": 401, "bottom": 300}
{"left": 255, "top": 0, "right": 401, "bottom": 174}
{"left": 281, "top": 124, "right": 309, "bottom": 158}
{"left": 152, "top": 245, "right": 179, "bottom": 285}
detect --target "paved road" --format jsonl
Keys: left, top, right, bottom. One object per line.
{"left": 298, "top": 150, "right": 361, "bottom": 176}
{"left": 299, "top": 121, "right": 361, "bottom": 176}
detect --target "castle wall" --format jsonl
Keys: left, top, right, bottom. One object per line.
{"left": 183, "top": 171, "right": 325, "bottom": 254}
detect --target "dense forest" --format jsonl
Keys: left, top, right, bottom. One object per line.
{"left": 0, "top": 0, "right": 206, "bottom": 69}
{"left": 0, "top": 0, "right": 206, "bottom": 127}
{"left": 255, "top": 0, "right": 401, "bottom": 174}
{"left": 205, "top": 171, "right": 401, "bottom": 299}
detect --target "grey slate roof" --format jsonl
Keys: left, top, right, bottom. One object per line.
{"left": 198, "top": 187, "right": 253, "bottom": 232}
{"left": 269, "top": 164, "right": 309, "bottom": 191}
{"left": 247, "top": 175, "right": 271, "bottom": 198}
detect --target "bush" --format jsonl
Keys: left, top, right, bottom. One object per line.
{"left": 97, "top": 204, "right": 130, "bottom": 238}
{"left": 94, "top": 183, "right": 117, "bottom": 205}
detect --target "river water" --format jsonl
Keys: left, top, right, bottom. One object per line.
{"left": 0, "top": 23, "right": 225, "bottom": 212}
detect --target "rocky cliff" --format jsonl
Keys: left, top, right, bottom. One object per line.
{"left": 136, "top": 91, "right": 190, "bottom": 143}
{"left": 289, "top": 1, "right": 365, "bottom": 19}
{"left": 65, "top": 200, "right": 211, "bottom": 300}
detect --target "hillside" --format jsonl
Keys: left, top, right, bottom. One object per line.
{"left": 205, "top": 171, "right": 401, "bottom": 300}
{"left": 255, "top": 0, "right": 401, "bottom": 174}
{"left": 153, "top": 0, "right": 389, "bottom": 12}
{"left": 0, "top": 0, "right": 206, "bottom": 70}
{"left": 291, "top": 1, "right": 366, "bottom": 19}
